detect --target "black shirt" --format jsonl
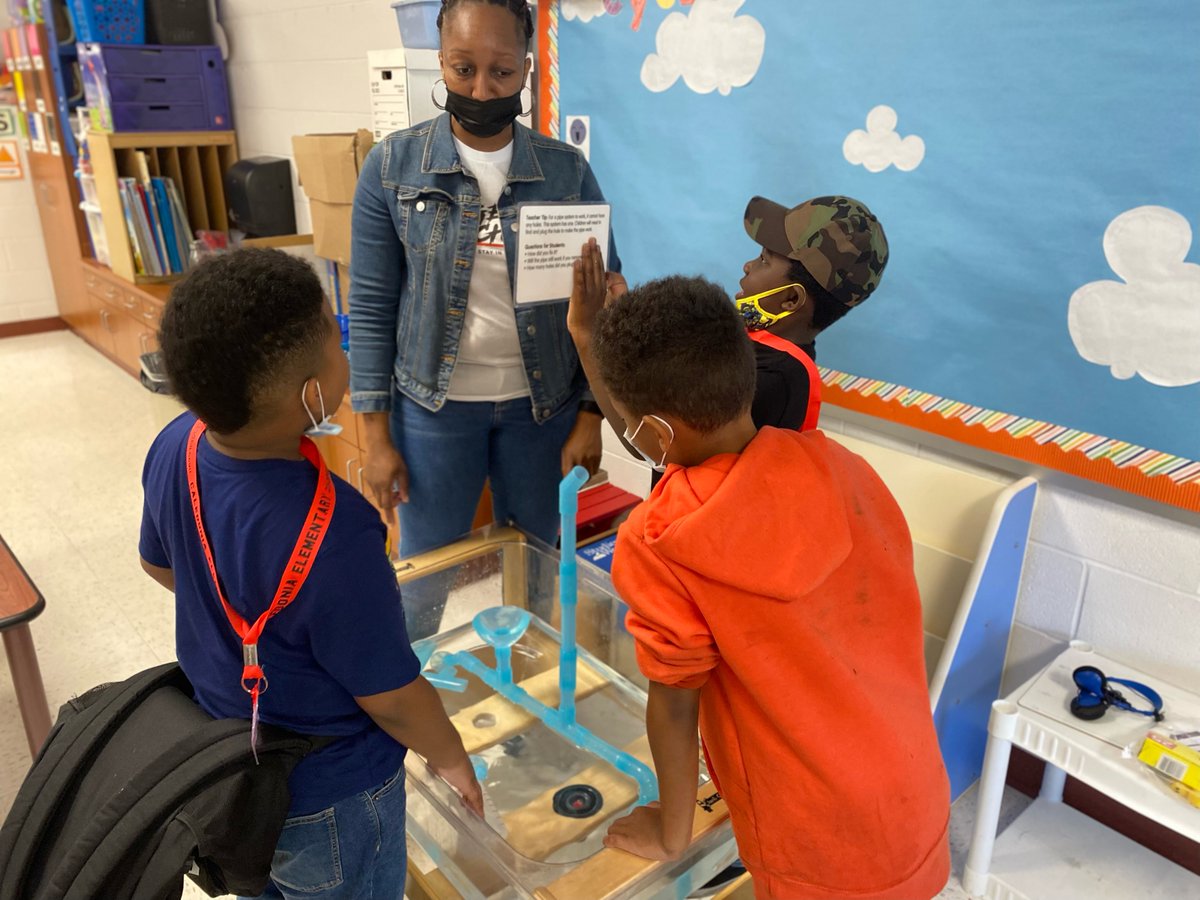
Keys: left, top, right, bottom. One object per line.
{"left": 648, "top": 338, "right": 816, "bottom": 488}
{"left": 750, "top": 339, "right": 816, "bottom": 430}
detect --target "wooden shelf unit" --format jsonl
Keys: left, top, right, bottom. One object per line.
{"left": 77, "top": 260, "right": 169, "bottom": 376}
{"left": 5, "top": 22, "right": 90, "bottom": 327}
{"left": 87, "top": 130, "right": 239, "bottom": 283}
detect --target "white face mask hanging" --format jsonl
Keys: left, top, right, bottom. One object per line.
{"left": 302, "top": 379, "right": 343, "bottom": 437}
{"left": 624, "top": 415, "right": 674, "bottom": 473}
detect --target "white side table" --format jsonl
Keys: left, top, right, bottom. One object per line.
{"left": 963, "top": 642, "right": 1200, "bottom": 899}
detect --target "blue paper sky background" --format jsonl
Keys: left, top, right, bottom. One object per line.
{"left": 560, "top": 1, "right": 1200, "bottom": 459}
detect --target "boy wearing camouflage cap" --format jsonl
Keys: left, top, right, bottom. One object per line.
{"left": 569, "top": 196, "right": 887, "bottom": 470}
{"left": 736, "top": 194, "right": 888, "bottom": 432}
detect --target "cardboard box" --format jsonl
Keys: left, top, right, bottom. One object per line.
{"left": 291, "top": 130, "right": 374, "bottom": 267}
{"left": 1138, "top": 729, "right": 1200, "bottom": 790}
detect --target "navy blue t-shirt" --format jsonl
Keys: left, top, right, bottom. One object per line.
{"left": 139, "top": 412, "right": 420, "bottom": 815}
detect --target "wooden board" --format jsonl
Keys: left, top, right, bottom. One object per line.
{"left": 102, "top": 130, "right": 236, "bottom": 149}
{"left": 502, "top": 735, "right": 653, "bottom": 861}
{"left": 88, "top": 132, "right": 135, "bottom": 280}
{"left": 405, "top": 733, "right": 736, "bottom": 899}
{"left": 394, "top": 526, "right": 525, "bottom": 585}
{"left": 179, "top": 145, "right": 207, "bottom": 232}
{"left": 200, "top": 145, "right": 226, "bottom": 232}
{"left": 405, "top": 865, "right": 461, "bottom": 900}
{"left": 714, "top": 872, "right": 754, "bottom": 899}
{"left": 450, "top": 660, "right": 611, "bottom": 755}
{"left": 242, "top": 233, "right": 315, "bottom": 249}
{"left": 532, "top": 782, "right": 731, "bottom": 900}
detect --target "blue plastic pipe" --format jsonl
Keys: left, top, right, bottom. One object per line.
{"left": 433, "top": 644, "right": 658, "bottom": 804}
{"left": 558, "top": 465, "right": 588, "bottom": 727}
{"left": 417, "top": 465, "right": 661, "bottom": 805}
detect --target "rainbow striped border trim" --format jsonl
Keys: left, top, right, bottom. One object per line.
{"left": 537, "top": 1, "right": 561, "bottom": 139}
{"left": 820, "top": 367, "right": 1200, "bottom": 510}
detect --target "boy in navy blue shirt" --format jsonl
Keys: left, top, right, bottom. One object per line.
{"left": 139, "top": 248, "right": 481, "bottom": 900}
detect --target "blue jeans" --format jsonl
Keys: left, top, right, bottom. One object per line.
{"left": 393, "top": 393, "right": 577, "bottom": 638}
{"left": 242, "top": 768, "right": 407, "bottom": 900}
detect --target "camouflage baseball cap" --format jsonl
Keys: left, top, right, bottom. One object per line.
{"left": 743, "top": 195, "right": 889, "bottom": 308}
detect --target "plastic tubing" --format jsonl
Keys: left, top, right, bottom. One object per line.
{"left": 434, "top": 647, "right": 658, "bottom": 805}
{"left": 558, "top": 466, "right": 588, "bottom": 727}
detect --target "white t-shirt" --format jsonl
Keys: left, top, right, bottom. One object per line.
{"left": 446, "top": 138, "right": 529, "bottom": 401}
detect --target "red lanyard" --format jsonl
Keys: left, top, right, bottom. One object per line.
{"left": 185, "top": 418, "right": 336, "bottom": 751}
{"left": 748, "top": 330, "right": 823, "bottom": 432}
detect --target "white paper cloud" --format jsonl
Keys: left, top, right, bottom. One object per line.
{"left": 640, "top": 0, "right": 765, "bottom": 96}
{"left": 562, "top": 0, "right": 607, "bottom": 23}
{"left": 843, "top": 105, "right": 925, "bottom": 173}
{"left": 1068, "top": 206, "right": 1200, "bottom": 387}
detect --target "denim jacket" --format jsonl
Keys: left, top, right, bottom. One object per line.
{"left": 348, "top": 114, "right": 620, "bottom": 423}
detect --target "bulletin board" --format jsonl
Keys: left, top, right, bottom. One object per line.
{"left": 542, "top": 1, "right": 1200, "bottom": 511}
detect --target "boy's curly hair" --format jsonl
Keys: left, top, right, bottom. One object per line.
{"left": 593, "top": 275, "right": 755, "bottom": 434}
{"left": 159, "top": 249, "right": 328, "bottom": 434}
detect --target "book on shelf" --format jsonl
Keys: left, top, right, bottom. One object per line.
{"left": 116, "top": 180, "right": 146, "bottom": 276}
{"left": 115, "top": 173, "right": 192, "bottom": 277}
{"left": 134, "top": 153, "right": 170, "bottom": 275}
{"left": 134, "top": 181, "right": 165, "bottom": 276}
{"left": 164, "top": 180, "right": 193, "bottom": 266}
{"left": 151, "top": 178, "right": 182, "bottom": 273}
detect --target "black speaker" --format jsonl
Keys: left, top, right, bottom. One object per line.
{"left": 225, "top": 157, "right": 297, "bottom": 238}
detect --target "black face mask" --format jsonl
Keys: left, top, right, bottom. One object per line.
{"left": 443, "top": 87, "right": 523, "bottom": 138}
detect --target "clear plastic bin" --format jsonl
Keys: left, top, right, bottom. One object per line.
{"left": 391, "top": 0, "right": 441, "bottom": 50}
{"left": 395, "top": 531, "right": 738, "bottom": 898}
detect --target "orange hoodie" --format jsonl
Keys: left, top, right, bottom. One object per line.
{"left": 613, "top": 427, "right": 950, "bottom": 899}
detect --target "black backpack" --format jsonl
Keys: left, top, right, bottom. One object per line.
{"left": 0, "top": 663, "right": 330, "bottom": 900}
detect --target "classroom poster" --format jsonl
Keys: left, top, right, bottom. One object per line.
{"left": 557, "top": 0, "right": 1200, "bottom": 505}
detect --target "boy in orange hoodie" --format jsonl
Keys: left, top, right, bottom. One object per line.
{"left": 568, "top": 270, "right": 951, "bottom": 899}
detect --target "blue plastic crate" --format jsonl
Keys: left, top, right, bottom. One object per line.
{"left": 391, "top": 0, "right": 440, "bottom": 50}
{"left": 70, "top": 0, "right": 145, "bottom": 44}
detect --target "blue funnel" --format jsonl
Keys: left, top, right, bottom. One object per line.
{"left": 473, "top": 606, "right": 531, "bottom": 686}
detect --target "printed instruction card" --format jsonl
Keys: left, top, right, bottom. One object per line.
{"left": 514, "top": 202, "right": 611, "bottom": 306}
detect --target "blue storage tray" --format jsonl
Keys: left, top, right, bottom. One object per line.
{"left": 392, "top": 0, "right": 440, "bottom": 49}
{"left": 70, "top": 0, "right": 145, "bottom": 44}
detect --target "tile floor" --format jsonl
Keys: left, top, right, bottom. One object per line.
{"left": 0, "top": 331, "right": 1030, "bottom": 898}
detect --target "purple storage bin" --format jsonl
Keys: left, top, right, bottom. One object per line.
{"left": 94, "top": 43, "right": 209, "bottom": 75}
{"left": 79, "top": 42, "right": 231, "bottom": 131}
{"left": 109, "top": 102, "right": 209, "bottom": 131}
{"left": 108, "top": 75, "right": 203, "bottom": 103}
